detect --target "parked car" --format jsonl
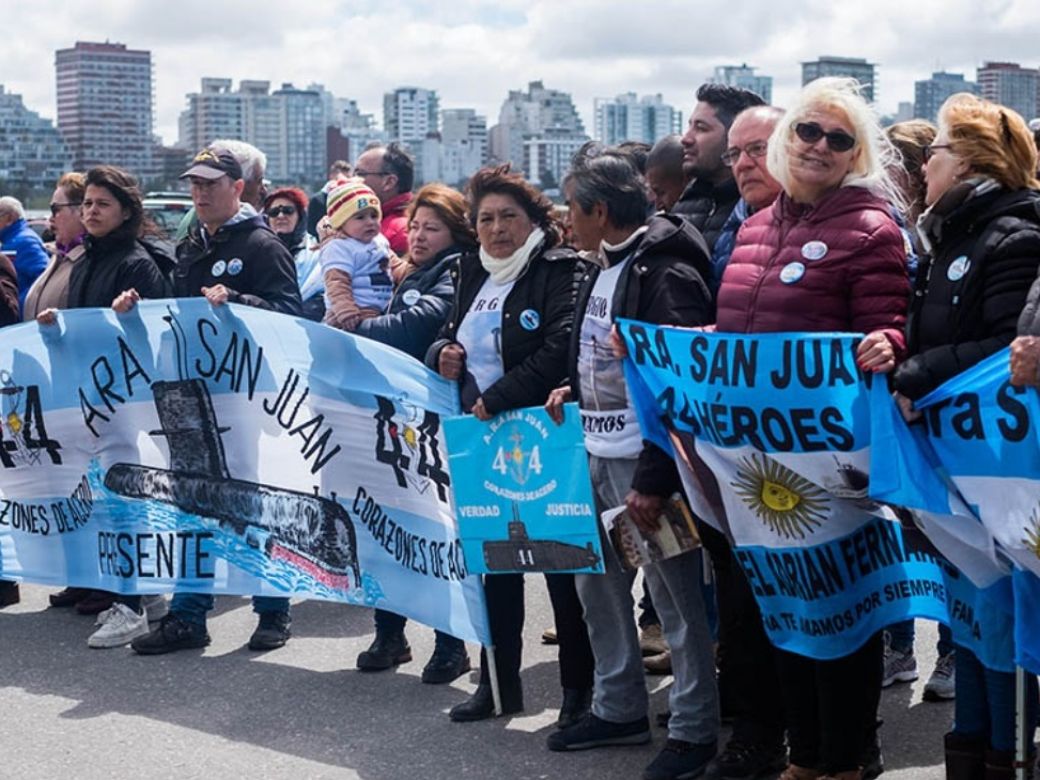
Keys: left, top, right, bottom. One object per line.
{"left": 143, "top": 192, "right": 193, "bottom": 237}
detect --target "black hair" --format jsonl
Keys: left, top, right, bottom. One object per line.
{"left": 382, "top": 142, "right": 415, "bottom": 194}
{"left": 695, "top": 83, "right": 766, "bottom": 129}
{"left": 616, "top": 140, "right": 652, "bottom": 174}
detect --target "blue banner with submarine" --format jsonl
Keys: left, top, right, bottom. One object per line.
{"left": 871, "top": 348, "right": 1040, "bottom": 673}
{"left": 0, "top": 299, "right": 490, "bottom": 645}
{"left": 619, "top": 321, "right": 949, "bottom": 659}
{"left": 443, "top": 403, "right": 603, "bottom": 575}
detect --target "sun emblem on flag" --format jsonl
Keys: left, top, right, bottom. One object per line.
{"left": 1021, "top": 503, "right": 1040, "bottom": 558}
{"left": 730, "top": 453, "right": 828, "bottom": 539}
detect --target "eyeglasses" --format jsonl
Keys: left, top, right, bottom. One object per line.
{"left": 721, "top": 141, "right": 769, "bottom": 167}
{"left": 354, "top": 170, "right": 390, "bottom": 178}
{"left": 922, "top": 144, "right": 953, "bottom": 163}
{"left": 49, "top": 202, "right": 81, "bottom": 215}
{"left": 794, "top": 122, "right": 857, "bottom": 153}
{"left": 265, "top": 206, "right": 296, "bottom": 218}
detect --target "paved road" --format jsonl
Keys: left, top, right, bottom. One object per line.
{"left": 0, "top": 583, "right": 949, "bottom": 779}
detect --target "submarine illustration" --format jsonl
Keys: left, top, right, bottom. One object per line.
{"left": 103, "top": 376, "right": 361, "bottom": 592}
{"left": 482, "top": 503, "right": 601, "bottom": 572}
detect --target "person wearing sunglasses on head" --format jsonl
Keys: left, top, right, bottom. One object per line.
{"left": 891, "top": 93, "right": 1040, "bottom": 779}
{"left": 0, "top": 195, "right": 48, "bottom": 311}
{"left": 717, "top": 77, "right": 912, "bottom": 780}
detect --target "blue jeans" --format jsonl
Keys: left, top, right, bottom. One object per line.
{"left": 887, "top": 619, "right": 954, "bottom": 656}
{"left": 953, "top": 645, "right": 1039, "bottom": 753}
{"left": 170, "top": 593, "right": 289, "bottom": 626}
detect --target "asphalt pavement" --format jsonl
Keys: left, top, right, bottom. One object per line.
{"left": 0, "top": 583, "right": 950, "bottom": 779}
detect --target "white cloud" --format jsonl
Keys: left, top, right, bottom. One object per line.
{"left": 3, "top": 0, "right": 1040, "bottom": 149}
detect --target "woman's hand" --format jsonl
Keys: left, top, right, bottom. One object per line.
{"left": 472, "top": 397, "right": 493, "bottom": 421}
{"left": 438, "top": 343, "right": 466, "bottom": 380}
{"left": 202, "top": 285, "right": 230, "bottom": 307}
{"left": 1010, "top": 335, "right": 1040, "bottom": 387}
{"left": 624, "top": 490, "right": 663, "bottom": 534}
{"left": 545, "top": 386, "right": 572, "bottom": 425}
{"left": 609, "top": 325, "right": 628, "bottom": 359}
{"left": 857, "top": 331, "right": 896, "bottom": 374}
{"left": 893, "top": 391, "right": 921, "bottom": 423}
{"left": 111, "top": 288, "right": 140, "bottom": 313}
{"left": 36, "top": 308, "right": 58, "bottom": 326}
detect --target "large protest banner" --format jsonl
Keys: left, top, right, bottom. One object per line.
{"left": 443, "top": 403, "right": 603, "bottom": 575}
{"left": 871, "top": 348, "right": 1039, "bottom": 672}
{"left": 0, "top": 299, "right": 490, "bottom": 645}
{"left": 619, "top": 321, "right": 949, "bottom": 659}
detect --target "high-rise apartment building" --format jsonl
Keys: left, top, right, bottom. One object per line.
{"left": 802, "top": 56, "right": 877, "bottom": 102}
{"left": 593, "top": 93, "right": 682, "bottom": 146}
{"left": 0, "top": 85, "right": 71, "bottom": 192}
{"left": 383, "top": 87, "right": 439, "bottom": 142}
{"left": 440, "top": 109, "right": 488, "bottom": 184}
{"left": 914, "top": 72, "right": 980, "bottom": 123}
{"left": 711, "top": 65, "right": 773, "bottom": 103}
{"left": 55, "top": 41, "right": 155, "bottom": 176}
{"left": 977, "top": 62, "right": 1040, "bottom": 121}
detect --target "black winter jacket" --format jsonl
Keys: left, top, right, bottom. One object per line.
{"left": 1019, "top": 272, "right": 1040, "bottom": 337}
{"left": 355, "top": 247, "right": 461, "bottom": 360}
{"left": 893, "top": 182, "right": 1040, "bottom": 400}
{"left": 670, "top": 176, "right": 741, "bottom": 253}
{"left": 68, "top": 232, "right": 175, "bottom": 309}
{"left": 568, "top": 214, "right": 713, "bottom": 497}
{"left": 425, "top": 243, "right": 581, "bottom": 415}
{"left": 176, "top": 215, "right": 302, "bottom": 316}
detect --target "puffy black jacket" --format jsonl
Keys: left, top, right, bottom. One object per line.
{"left": 355, "top": 247, "right": 461, "bottom": 360}
{"left": 176, "top": 215, "right": 302, "bottom": 316}
{"left": 68, "top": 232, "right": 174, "bottom": 309}
{"left": 425, "top": 243, "right": 581, "bottom": 415}
{"left": 568, "top": 213, "right": 713, "bottom": 497}
{"left": 670, "top": 176, "right": 741, "bottom": 253}
{"left": 893, "top": 182, "right": 1040, "bottom": 400}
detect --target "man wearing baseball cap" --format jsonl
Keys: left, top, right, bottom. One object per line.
{"left": 115, "top": 142, "right": 302, "bottom": 655}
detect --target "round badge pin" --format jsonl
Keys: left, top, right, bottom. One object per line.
{"left": 519, "top": 309, "right": 540, "bottom": 331}
{"left": 227, "top": 258, "right": 243, "bottom": 276}
{"left": 402, "top": 289, "right": 421, "bottom": 306}
{"left": 210, "top": 260, "right": 227, "bottom": 277}
{"left": 780, "top": 261, "right": 806, "bottom": 284}
{"left": 947, "top": 255, "right": 971, "bottom": 282}
{"left": 801, "top": 241, "right": 828, "bottom": 261}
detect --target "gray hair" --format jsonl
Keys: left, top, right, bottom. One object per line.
{"left": 0, "top": 196, "right": 25, "bottom": 220}
{"left": 646, "top": 134, "right": 684, "bottom": 173}
{"left": 766, "top": 77, "right": 906, "bottom": 213}
{"left": 564, "top": 143, "right": 650, "bottom": 228}
{"left": 211, "top": 138, "right": 267, "bottom": 182}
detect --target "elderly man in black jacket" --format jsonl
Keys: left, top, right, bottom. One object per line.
{"left": 119, "top": 143, "right": 302, "bottom": 656}
{"left": 545, "top": 145, "right": 720, "bottom": 780}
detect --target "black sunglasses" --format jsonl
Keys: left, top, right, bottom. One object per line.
{"left": 49, "top": 202, "right": 81, "bottom": 215}
{"left": 265, "top": 205, "right": 296, "bottom": 218}
{"left": 794, "top": 122, "right": 856, "bottom": 152}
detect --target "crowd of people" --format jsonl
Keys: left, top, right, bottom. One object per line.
{"left": 2, "top": 76, "right": 1040, "bottom": 780}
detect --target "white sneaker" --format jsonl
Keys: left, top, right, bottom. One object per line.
{"left": 924, "top": 652, "right": 956, "bottom": 701}
{"left": 142, "top": 595, "right": 169, "bottom": 623}
{"left": 94, "top": 596, "right": 167, "bottom": 626}
{"left": 87, "top": 603, "right": 149, "bottom": 648}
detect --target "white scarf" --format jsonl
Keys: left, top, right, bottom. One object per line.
{"left": 479, "top": 226, "right": 545, "bottom": 284}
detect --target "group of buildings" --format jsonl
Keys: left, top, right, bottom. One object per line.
{"left": 3, "top": 42, "right": 1040, "bottom": 200}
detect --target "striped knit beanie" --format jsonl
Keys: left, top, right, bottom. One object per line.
{"left": 326, "top": 177, "right": 381, "bottom": 230}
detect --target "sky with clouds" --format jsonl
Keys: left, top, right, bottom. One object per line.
{"left": 3, "top": 0, "right": 1039, "bottom": 147}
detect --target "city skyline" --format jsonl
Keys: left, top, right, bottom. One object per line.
{"left": 4, "top": 0, "right": 1040, "bottom": 148}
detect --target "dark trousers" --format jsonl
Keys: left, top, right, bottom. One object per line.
{"left": 700, "top": 523, "right": 785, "bottom": 747}
{"left": 373, "top": 608, "right": 465, "bottom": 653}
{"left": 477, "top": 572, "right": 594, "bottom": 695}
{"left": 776, "top": 632, "right": 884, "bottom": 774}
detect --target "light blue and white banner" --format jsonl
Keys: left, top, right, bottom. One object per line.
{"left": 443, "top": 403, "right": 603, "bottom": 575}
{"left": 0, "top": 299, "right": 490, "bottom": 645}
{"left": 620, "top": 322, "right": 949, "bottom": 659}
{"left": 872, "top": 348, "right": 1039, "bottom": 672}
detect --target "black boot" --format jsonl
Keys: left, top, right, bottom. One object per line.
{"left": 421, "top": 644, "right": 471, "bottom": 684}
{"left": 984, "top": 747, "right": 1034, "bottom": 780}
{"left": 449, "top": 683, "right": 523, "bottom": 722}
{"left": 0, "top": 581, "right": 19, "bottom": 608}
{"left": 356, "top": 632, "right": 411, "bottom": 671}
{"left": 945, "top": 732, "right": 986, "bottom": 780}
{"left": 556, "top": 687, "right": 592, "bottom": 729}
